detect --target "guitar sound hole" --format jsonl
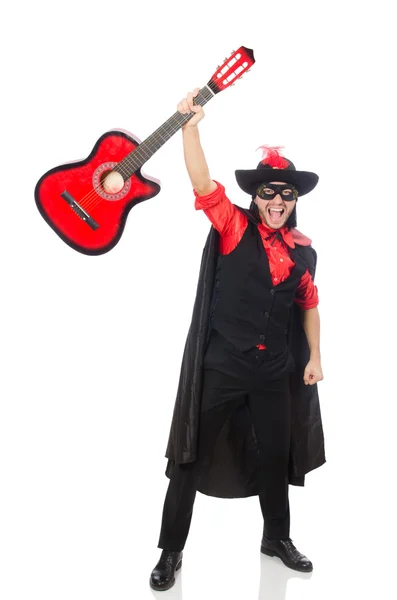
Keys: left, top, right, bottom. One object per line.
{"left": 100, "top": 170, "right": 124, "bottom": 195}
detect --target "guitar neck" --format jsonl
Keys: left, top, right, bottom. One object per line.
{"left": 115, "top": 85, "right": 216, "bottom": 179}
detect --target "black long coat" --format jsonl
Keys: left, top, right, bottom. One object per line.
{"left": 164, "top": 208, "right": 326, "bottom": 498}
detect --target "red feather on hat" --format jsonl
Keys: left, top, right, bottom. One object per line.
{"left": 257, "top": 145, "right": 289, "bottom": 169}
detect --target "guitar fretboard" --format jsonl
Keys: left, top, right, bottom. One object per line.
{"left": 114, "top": 85, "right": 216, "bottom": 179}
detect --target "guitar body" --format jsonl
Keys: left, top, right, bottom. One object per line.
{"left": 35, "top": 130, "right": 161, "bottom": 255}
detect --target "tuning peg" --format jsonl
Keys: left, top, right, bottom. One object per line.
{"left": 231, "top": 49, "right": 235, "bottom": 53}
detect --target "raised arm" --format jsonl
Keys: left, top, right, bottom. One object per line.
{"left": 176, "top": 90, "right": 248, "bottom": 250}
{"left": 178, "top": 88, "right": 217, "bottom": 196}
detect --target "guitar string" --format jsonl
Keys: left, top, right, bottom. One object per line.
{"left": 79, "top": 84, "right": 217, "bottom": 213}
{"left": 79, "top": 88, "right": 215, "bottom": 213}
{"left": 80, "top": 109, "right": 196, "bottom": 214}
{"left": 62, "top": 54, "right": 251, "bottom": 216}
{"left": 73, "top": 62, "right": 247, "bottom": 216}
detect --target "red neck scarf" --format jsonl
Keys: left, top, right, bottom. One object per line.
{"left": 259, "top": 219, "right": 312, "bottom": 248}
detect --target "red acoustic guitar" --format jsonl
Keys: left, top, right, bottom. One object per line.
{"left": 35, "top": 46, "right": 255, "bottom": 255}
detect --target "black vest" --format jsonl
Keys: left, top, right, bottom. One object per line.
{"left": 210, "top": 215, "right": 308, "bottom": 353}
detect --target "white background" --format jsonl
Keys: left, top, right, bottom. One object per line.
{"left": 1, "top": 0, "right": 396, "bottom": 598}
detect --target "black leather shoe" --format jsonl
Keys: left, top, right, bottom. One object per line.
{"left": 260, "top": 536, "right": 313, "bottom": 572}
{"left": 150, "top": 550, "right": 183, "bottom": 591}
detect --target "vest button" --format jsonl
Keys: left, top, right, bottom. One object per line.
{"left": 270, "top": 289, "right": 275, "bottom": 295}
{"left": 264, "top": 312, "right": 270, "bottom": 318}
{"left": 260, "top": 334, "right": 265, "bottom": 341}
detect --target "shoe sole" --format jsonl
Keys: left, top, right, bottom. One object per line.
{"left": 149, "top": 559, "right": 182, "bottom": 591}
{"left": 260, "top": 545, "right": 313, "bottom": 572}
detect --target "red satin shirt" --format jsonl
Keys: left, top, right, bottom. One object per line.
{"left": 194, "top": 181, "right": 319, "bottom": 350}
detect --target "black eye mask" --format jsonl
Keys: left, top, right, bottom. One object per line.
{"left": 256, "top": 183, "right": 299, "bottom": 201}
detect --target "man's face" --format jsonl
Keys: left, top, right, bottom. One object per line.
{"left": 254, "top": 181, "right": 297, "bottom": 229}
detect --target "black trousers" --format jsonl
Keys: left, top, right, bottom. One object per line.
{"left": 158, "top": 331, "right": 292, "bottom": 552}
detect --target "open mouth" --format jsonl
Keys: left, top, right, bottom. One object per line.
{"left": 267, "top": 207, "right": 285, "bottom": 223}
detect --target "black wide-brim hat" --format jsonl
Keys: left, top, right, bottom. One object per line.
{"left": 235, "top": 158, "right": 319, "bottom": 197}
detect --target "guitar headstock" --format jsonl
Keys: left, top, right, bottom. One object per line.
{"left": 207, "top": 46, "right": 255, "bottom": 94}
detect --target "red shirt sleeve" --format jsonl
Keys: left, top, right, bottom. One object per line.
{"left": 194, "top": 181, "right": 248, "bottom": 254}
{"left": 294, "top": 268, "right": 319, "bottom": 310}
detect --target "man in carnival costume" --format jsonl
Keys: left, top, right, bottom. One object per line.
{"left": 150, "top": 88, "right": 326, "bottom": 591}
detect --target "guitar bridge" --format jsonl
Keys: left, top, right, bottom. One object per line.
{"left": 60, "top": 191, "right": 99, "bottom": 230}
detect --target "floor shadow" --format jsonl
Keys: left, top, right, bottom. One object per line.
{"left": 258, "top": 554, "right": 313, "bottom": 599}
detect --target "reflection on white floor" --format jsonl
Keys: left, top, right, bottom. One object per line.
{"left": 149, "top": 552, "right": 312, "bottom": 600}
{"left": 257, "top": 554, "right": 312, "bottom": 600}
